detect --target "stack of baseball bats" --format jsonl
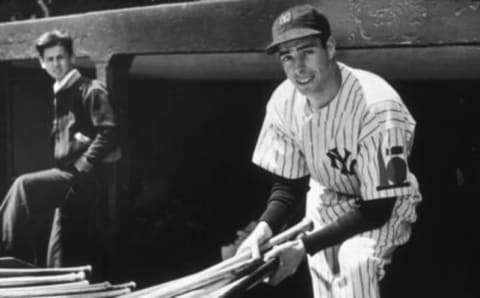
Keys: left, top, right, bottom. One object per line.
{"left": 0, "top": 264, "right": 136, "bottom": 297}
{"left": 121, "top": 217, "right": 313, "bottom": 298}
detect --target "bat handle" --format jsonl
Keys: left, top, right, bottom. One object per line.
{"left": 219, "top": 257, "right": 280, "bottom": 298}
{"left": 261, "top": 217, "right": 313, "bottom": 253}
{"left": 205, "top": 218, "right": 312, "bottom": 275}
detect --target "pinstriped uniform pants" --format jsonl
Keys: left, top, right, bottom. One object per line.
{"left": 305, "top": 186, "right": 416, "bottom": 298}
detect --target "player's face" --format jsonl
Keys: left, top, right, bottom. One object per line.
{"left": 278, "top": 36, "right": 336, "bottom": 97}
{"left": 39, "top": 45, "right": 74, "bottom": 82}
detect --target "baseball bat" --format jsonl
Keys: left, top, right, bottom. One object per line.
{"left": 0, "top": 265, "right": 92, "bottom": 277}
{"left": 0, "top": 281, "right": 90, "bottom": 297}
{"left": 216, "top": 257, "right": 279, "bottom": 298}
{"left": 126, "top": 258, "right": 262, "bottom": 298}
{"left": 0, "top": 282, "right": 105, "bottom": 297}
{"left": 2, "top": 282, "right": 136, "bottom": 298}
{"left": 0, "top": 271, "right": 86, "bottom": 288}
{"left": 171, "top": 259, "right": 266, "bottom": 298}
{"left": 176, "top": 258, "right": 279, "bottom": 298}
{"left": 109, "top": 281, "right": 137, "bottom": 291}
{"left": 205, "top": 217, "right": 312, "bottom": 274}
{"left": 122, "top": 218, "right": 312, "bottom": 298}
{"left": 171, "top": 278, "right": 232, "bottom": 298}
{"left": 44, "top": 282, "right": 136, "bottom": 298}
{"left": 29, "top": 287, "right": 132, "bottom": 298}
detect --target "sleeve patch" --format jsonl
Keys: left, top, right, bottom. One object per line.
{"left": 376, "top": 145, "right": 410, "bottom": 191}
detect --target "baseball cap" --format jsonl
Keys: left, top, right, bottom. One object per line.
{"left": 266, "top": 4, "right": 331, "bottom": 54}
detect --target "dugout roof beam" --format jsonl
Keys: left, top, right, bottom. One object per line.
{"left": 0, "top": 0, "right": 479, "bottom": 77}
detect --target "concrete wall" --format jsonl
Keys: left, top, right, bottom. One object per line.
{"left": 0, "top": 0, "right": 479, "bottom": 62}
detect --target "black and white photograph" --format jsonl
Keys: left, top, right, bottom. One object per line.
{"left": 0, "top": 1, "right": 479, "bottom": 297}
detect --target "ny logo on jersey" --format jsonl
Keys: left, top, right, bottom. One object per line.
{"left": 376, "top": 145, "right": 410, "bottom": 191}
{"left": 326, "top": 148, "right": 357, "bottom": 176}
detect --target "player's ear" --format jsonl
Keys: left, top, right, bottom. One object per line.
{"left": 326, "top": 36, "right": 336, "bottom": 60}
{"left": 38, "top": 57, "right": 46, "bottom": 70}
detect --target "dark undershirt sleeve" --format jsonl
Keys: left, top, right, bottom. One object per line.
{"left": 259, "top": 175, "right": 309, "bottom": 234}
{"left": 301, "top": 197, "right": 397, "bottom": 255}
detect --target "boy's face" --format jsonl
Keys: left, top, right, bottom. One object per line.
{"left": 277, "top": 35, "right": 335, "bottom": 97}
{"left": 39, "top": 45, "right": 74, "bottom": 82}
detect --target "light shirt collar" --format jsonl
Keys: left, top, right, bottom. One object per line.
{"left": 53, "top": 69, "right": 81, "bottom": 94}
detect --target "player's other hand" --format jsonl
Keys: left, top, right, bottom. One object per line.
{"left": 263, "top": 239, "right": 306, "bottom": 286}
{"left": 235, "top": 221, "right": 273, "bottom": 260}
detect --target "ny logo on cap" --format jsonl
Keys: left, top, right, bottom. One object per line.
{"left": 279, "top": 11, "right": 292, "bottom": 25}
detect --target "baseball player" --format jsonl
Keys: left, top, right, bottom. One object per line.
{"left": 236, "top": 4, "right": 421, "bottom": 298}
{"left": 0, "top": 30, "right": 120, "bottom": 267}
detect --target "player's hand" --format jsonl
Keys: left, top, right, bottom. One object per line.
{"left": 263, "top": 238, "right": 306, "bottom": 286}
{"left": 235, "top": 221, "right": 273, "bottom": 259}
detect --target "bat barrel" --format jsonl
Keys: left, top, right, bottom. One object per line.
{"left": 218, "top": 257, "right": 280, "bottom": 298}
{"left": 122, "top": 218, "right": 313, "bottom": 298}
{"left": 0, "top": 265, "right": 93, "bottom": 277}
{"left": 0, "top": 262, "right": 135, "bottom": 298}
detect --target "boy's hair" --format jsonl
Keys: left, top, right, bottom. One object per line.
{"left": 35, "top": 30, "right": 74, "bottom": 57}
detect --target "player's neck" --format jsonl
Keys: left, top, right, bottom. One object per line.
{"left": 307, "top": 63, "right": 342, "bottom": 110}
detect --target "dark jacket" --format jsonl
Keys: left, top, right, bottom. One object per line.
{"left": 52, "top": 69, "right": 120, "bottom": 171}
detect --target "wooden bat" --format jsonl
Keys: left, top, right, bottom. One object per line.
{"left": 29, "top": 287, "right": 133, "bottom": 298}
{"left": 0, "top": 271, "right": 86, "bottom": 288}
{"left": 126, "top": 258, "right": 262, "bottom": 298}
{"left": 0, "top": 265, "right": 92, "bottom": 277}
{"left": 108, "top": 282, "right": 137, "bottom": 291}
{"left": 203, "top": 217, "right": 312, "bottom": 274}
{"left": 122, "top": 218, "right": 312, "bottom": 298}
{"left": 171, "top": 278, "right": 233, "bottom": 298}
{"left": 171, "top": 259, "right": 266, "bottom": 298}
{"left": 172, "top": 258, "right": 278, "bottom": 298}
{"left": 216, "top": 257, "right": 279, "bottom": 298}
{"left": 0, "top": 282, "right": 104, "bottom": 297}
{"left": 0, "top": 281, "right": 90, "bottom": 297}
{"left": 0, "top": 281, "right": 136, "bottom": 298}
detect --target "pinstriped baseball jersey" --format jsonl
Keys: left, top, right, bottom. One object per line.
{"left": 252, "top": 62, "right": 421, "bottom": 226}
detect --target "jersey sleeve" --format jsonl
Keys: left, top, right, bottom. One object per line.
{"left": 355, "top": 99, "right": 416, "bottom": 200}
{"left": 252, "top": 85, "right": 309, "bottom": 179}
